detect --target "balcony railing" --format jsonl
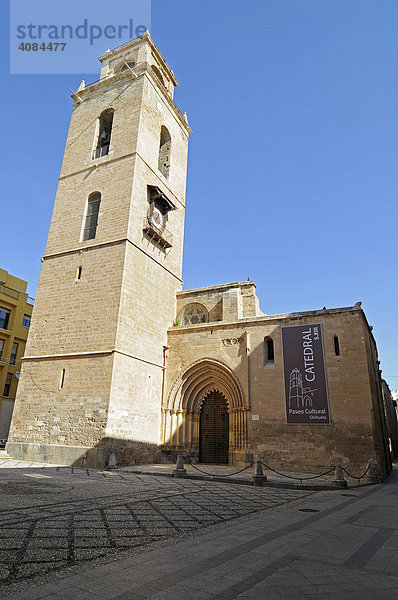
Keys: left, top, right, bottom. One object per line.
{"left": 143, "top": 217, "right": 173, "bottom": 248}
{"left": 92, "top": 144, "right": 110, "bottom": 160}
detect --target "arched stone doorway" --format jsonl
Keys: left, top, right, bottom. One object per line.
{"left": 163, "top": 358, "right": 248, "bottom": 465}
{"left": 199, "top": 391, "right": 229, "bottom": 464}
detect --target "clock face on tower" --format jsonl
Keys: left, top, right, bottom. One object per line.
{"left": 150, "top": 205, "right": 164, "bottom": 230}
{"left": 145, "top": 185, "right": 176, "bottom": 243}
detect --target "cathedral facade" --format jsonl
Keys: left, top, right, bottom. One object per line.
{"left": 6, "top": 34, "right": 392, "bottom": 480}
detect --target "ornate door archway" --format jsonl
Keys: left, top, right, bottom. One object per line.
{"left": 199, "top": 392, "right": 229, "bottom": 464}
{"left": 163, "top": 359, "right": 249, "bottom": 465}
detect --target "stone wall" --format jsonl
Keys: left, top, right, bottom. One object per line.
{"left": 176, "top": 281, "right": 263, "bottom": 324}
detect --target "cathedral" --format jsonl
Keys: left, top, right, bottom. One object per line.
{"left": 6, "top": 33, "right": 393, "bottom": 480}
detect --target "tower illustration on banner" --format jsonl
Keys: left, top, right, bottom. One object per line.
{"left": 288, "top": 368, "right": 317, "bottom": 409}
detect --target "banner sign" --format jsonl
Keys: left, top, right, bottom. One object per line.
{"left": 282, "top": 323, "right": 331, "bottom": 425}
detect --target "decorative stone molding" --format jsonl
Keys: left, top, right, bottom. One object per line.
{"left": 222, "top": 338, "right": 242, "bottom": 346}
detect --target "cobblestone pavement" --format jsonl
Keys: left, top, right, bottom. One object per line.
{"left": 3, "top": 461, "right": 398, "bottom": 599}
{"left": 0, "top": 460, "right": 316, "bottom": 594}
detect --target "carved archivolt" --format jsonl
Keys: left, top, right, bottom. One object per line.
{"left": 165, "top": 357, "right": 247, "bottom": 414}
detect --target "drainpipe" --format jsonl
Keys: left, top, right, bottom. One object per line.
{"left": 160, "top": 346, "right": 168, "bottom": 446}
{"left": 161, "top": 346, "right": 168, "bottom": 406}
{"left": 245, "top": 331, "right": 251, "bottom": 410}
{"left": 244, "top": 331, "right": 251, "bottom": 460}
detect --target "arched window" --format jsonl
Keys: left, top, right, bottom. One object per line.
{"left": 158, "top": 126, "right": 171, "bottom": 178}
{"left": 152, "top": 65, "right": 165, "bottom": 87}
{"left": 178, "top": 303, "right": 208, "bottom": 326}
{"left": 120, "top": 61, "right": 135, "bottom": 73}
{"left": 82, "top": 192, "right": 101, "bottom": 241}
{"left": 264, "top": 336, "right": 274, "bottom": 366}
{"left": 94, "top": 109, "right": 114, "bottom": 159}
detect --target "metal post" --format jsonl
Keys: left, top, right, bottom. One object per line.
{"left": 172, "top": 454, "right": 187, "bottom": 478}
{"left": 366, "top": 461, "right": 381, "bottom": 484}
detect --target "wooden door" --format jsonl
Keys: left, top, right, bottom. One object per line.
{"left": 199, "top": 392, "right": 229, "bottom": 464}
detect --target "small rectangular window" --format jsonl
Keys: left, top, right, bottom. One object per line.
{"left": 22, "top": 314, "right": 31, "bottom": 328}
{"left": 10, "top": 342, "right": 18, "bottom": 366}
{"left": 0, "top": 339, "right": 4, "bottom": 361}
{"left": 0, "top": 307, "right": 10, "bottom": 330}
{"left": 76, "top": 266, "right": 82, "bottom": 280}
{"left": 267, "top": 339, "right": 275, "bottom": 361}
{"left": 334, "top": 336, "right": 340, "bottom": 356}
{"left": 59, "top": 368, "right": 65, "bottom": 389}
{"left": 264, "top": 337, "right": 275, "bottom": 367}
{"left": 3, "top": 373, "right": 12, "bottom": 397}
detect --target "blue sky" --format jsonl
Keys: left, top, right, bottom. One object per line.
{"left": 1, "top": 0, "right": 397, "bottom": 389}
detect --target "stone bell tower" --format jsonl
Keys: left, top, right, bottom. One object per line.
{"left": 7, "top": 33, "right": 191, "bottom": 466}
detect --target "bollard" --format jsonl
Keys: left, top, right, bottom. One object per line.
{"left": 332, "top": 464, "right": 347, "bottom": 488}
{"left": 108, "top": 453, "right": 117, "bottom": 470}
{"left": 252, "top": 460, "right": 267, "bottom": 486}
{"left": 172, "top": 454, "right": 187, "bottom": 478}
{"left": 366, "top": 461, "right": 380, "bottom": 484}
